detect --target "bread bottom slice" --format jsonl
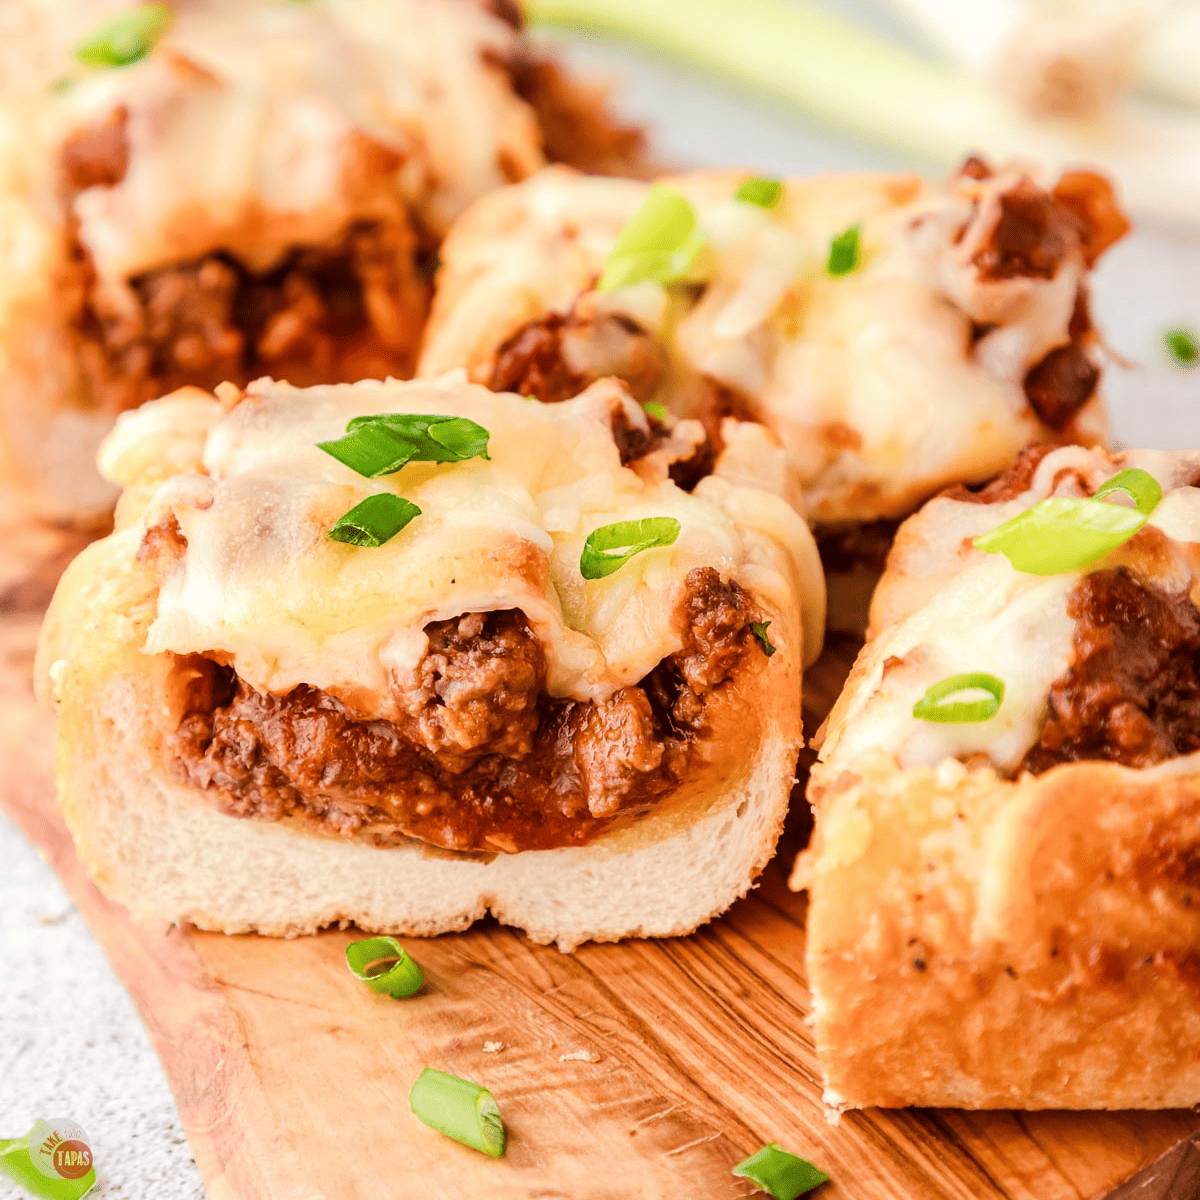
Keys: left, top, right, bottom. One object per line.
{"left": 41, "top": 538, "right": 803, "bottom": 952}
{"left": 63, "top": 709, "right": 795, "bottom": 952}
{"left": 792, "top": 753, "right": 1200, "bottom": 1110}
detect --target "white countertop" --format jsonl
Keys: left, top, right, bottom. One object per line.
{"left": 4, "top": 6, "right": 1200, "bottom": 1198}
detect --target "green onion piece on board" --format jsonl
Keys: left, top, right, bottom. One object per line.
{"left": 598, "top": 185, "right": 705, "bottom": 291}
{"left": 75, "top": 3, "right": 173, "bottom": 67}
{"left": 345, "top": 936, "right": 426, "bottom": 998}
{"left": 642, "top": 401, "right": 668, "bottom": 422}
{"left": 735, "top": 177, "right": 784, "bottom": 209}
{"left": 826, "top": 224, "right": 860, "bottom": 276}
{"left": 409, "top": 1069, "right": 506, "bottom": 1157}
{"left": 579, "top": 516, "right": 680, "bottom": 579}
{"left": 321, "top": 414, "right": 490, "bottom": 477}
{"left": 1165, "top": 328, "right": 1199, "bottom": 366}
{"left": 912, "top": 672, "right": 1005, "bottom": 724}
{"left": 328, "top": 494, "right": 421, "bottom": 548}
{"left": 750, "top": 620, "right": 776, "bottom": 657}
{"left": 973, "top": 496, "right": 1148, "bottom": 575}
{"left": 1092, "top": 467, "right": 1163, "bottom": 516}
{"left": 733, "top": 1142, "right": 829, "bottom": 1199}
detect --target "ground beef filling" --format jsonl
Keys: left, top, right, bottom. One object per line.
{"left": 957, "top": 158, "right": 1120, "bottom": 431}
{"left": 172, "top": 568, "right": 755, "bottom": 854}
{"left": 1022, "top": 568, "right": 1200, "bottom": 774}
{"left": 60, "top": 117, "right": 431, "bottom": 416}
{"left": 1022, "top": 287, "right": 1100, "bottom": 430}
{"left": 66, "top": 219, "right": 431, "bottom": 416}
{"left": 489, "top": 310, "right": 665, "bottom": 405}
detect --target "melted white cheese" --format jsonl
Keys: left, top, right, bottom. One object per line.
{"left": 826, "top": 557, "right": 1077, "bottom": 772}
{"left": 831, "top": 445, "right": 1200, "bottom": 773}
{"left": 419, "top": 165, "right": 1108, "bottom": 524}
{"left": 102, "top": 375, "right": 824, "bottom": 716}
{"left": 38, "top": 0, "right": 541, "bottom": 284}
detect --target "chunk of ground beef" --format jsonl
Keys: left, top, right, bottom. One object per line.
{"left": 392, "top": 611, "right": 545, "bottom": 769}
{"left": 489, "top": 313, "right": 589, "bottom": 403}
{"left": 609, "top": 404, "right": 669, "bottom": 466}
{"left": 644, "top": 568, "right": 755, "bottom": 733}
{"left": 1022, "top": 567, "right": 1200, "bottom": 773}
{"left": 489, "top": 310, "right": 665, "bottom": 404}
{"left": 1022, "top": 288, "right": 1100, "bottom": 430}
{"left": 972, "top": 184, "right": 1078, "bottom": 281}
{"left": 172, "top": 570, "right": 754, "bottom": 853}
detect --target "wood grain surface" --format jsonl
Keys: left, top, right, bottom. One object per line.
{"left": 3, "top": 515, "right": 1198, "bottom": 1200}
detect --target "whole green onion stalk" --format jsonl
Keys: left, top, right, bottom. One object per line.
{"left": 525, "top": 0, "right": 1200, "bottom": 226}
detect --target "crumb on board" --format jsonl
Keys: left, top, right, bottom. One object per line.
{"left": 559, "top": 1049, "right": 602, "bottom": 1063}
{"left": 482, "top": 1040, "right": 505, "bottom": 1053}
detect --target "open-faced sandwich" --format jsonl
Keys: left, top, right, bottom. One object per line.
{"left": 35, "top": 373, "right": 824, "bottom": 950}
{"left": 418, "top": 159, "right": 1128, "bottom": 624}
{"left": 792, "top": 442, "right": 1200, "bottom": 1110}
{"left": 0, "top": 0, "right": 644, "bottom": 521}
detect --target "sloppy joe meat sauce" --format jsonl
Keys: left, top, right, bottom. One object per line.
{"left": 1023, "top": 567, "right": 1200, "bottom": 775}
{"left": 60, "top": 114, "right": 431, "bottom": 416}
{"left": 170, "top": 568, "right": 758, "bottom": 854}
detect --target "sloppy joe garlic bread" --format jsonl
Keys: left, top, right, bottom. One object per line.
{"left": 419, "top": 160, "right": 1127, "bottom": 534}
{"left": 0, "top": 0, "right": 643, "bottom": 521}
{"left": 36, "top": 373, "right": 824, "bottom": 951}
{"left": 793, "top": 443, "right": 1200, "bottom": 1111}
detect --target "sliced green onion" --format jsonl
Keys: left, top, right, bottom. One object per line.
{"left": 319, "top": 423, "right": 417, "bottom": 478}
{"left": 75, "top": 3, "right": 173, "bottom": 68}
{"left": 328, "top": 494, "right": 421, "bottom": 548}
{"left": 321, "top": 414, "right": 491, "bottom": 478}
{"left": 1165, "top": 328, "right": 1199, "bottom": 366}
{"left": 579, "top": 516, "right": 680, "bottom": 579}
{"left": 912, "top": 672, "right": 1004, "bottom": 724}
{"left": 750, "top": 620, "right": 776, "bottom": 657}
{"left": 1092, "top": 468, "right": 1163, "bottom": 516}
{"left": 732, "top": 1143, "right": 829, "bottom": 1199}
{"left": 826, "top": 224, "right": 861, "bottom": 276}
{"left": 424, "top": 417, "right": 492, "bottom": 460}
{"left": 735, "top": 177, "right": 784, "bottom": 209}
{"left": 345, "top": 936, "right": 425, "bottom": 999}
{"left": 598, "top": 185, "right": 705, "bottom": 292}
{"left": 973, "top": 496, "right": 1147, "bottom": 575}
{"left": 642, "top": 400, "right": 668, "bottom": 422}
{"left": 409, "top": 1069, "right": 506, "bottom": 1158}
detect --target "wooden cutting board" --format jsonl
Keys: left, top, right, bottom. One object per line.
{"left": 3, "top": 516, "right": 1199, "bottom": 1200}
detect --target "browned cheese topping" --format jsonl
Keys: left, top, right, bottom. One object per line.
{"left": 1023, "top": 568, "right": 1200, "bottom": 774}
{"left": 170, "top": 568, "right": 756, "bottom": 853}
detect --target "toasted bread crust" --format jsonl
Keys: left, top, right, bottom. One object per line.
{"left": 792, "top": 750, "right": 1200, "bottom": 1110}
